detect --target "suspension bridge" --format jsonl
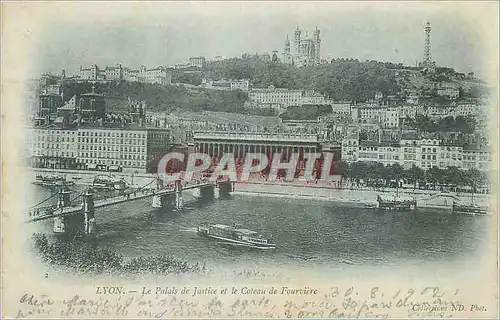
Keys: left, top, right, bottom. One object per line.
{"left": 27, "top": 175, "right": 234, "bottom": 237}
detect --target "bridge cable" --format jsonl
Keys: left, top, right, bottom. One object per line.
{"left": 134, "top": 178, "right": 157, "bottom": 191}
{"left": 29, "top": 192, "right": 59, "bottom": 209}
{"left": 67, "top": 191, "right": 85, "bottom": 206}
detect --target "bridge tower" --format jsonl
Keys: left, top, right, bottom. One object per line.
{"left": 217, "top": 180, "right": 235, "bottom": 198}
{"left": 152, "top": 179, "right": 183, "bottom": 210}
{"left": 214, "top": 183, "right": 220, "bottom": 199}
{"left": 173, "top": 179, "right": 183, "bottom": 209}
{"left": 199, "top": 184, "right": 216, "bottom": 199}
{"left": 58, "top": 187, "right": 72, "bottom": 207}
{"left": 53, "top": 188, "right": 72, "bottom": 234}
{"left": 82, "top": 189, "right": 96, "bottom": 236}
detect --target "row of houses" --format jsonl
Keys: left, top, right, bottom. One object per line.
{"left": 248, "top": 86, "right": 337, "bottom": 108}
{"left": 174, "top": 56, "right": 207, "bottom": 69}
{"left": 341, "top": 137, "right": 491, "bottom": 171}
{"left": 351, "top": 103, "right": 487, "bottom": 128}
{"left": 200, "top": 78, "right": 251, "bottom": 92}
{"left": 246, "top": 84, "right": 486, "bottom": 121}
{"left": 79, "top": 64, "right": 172, "bottom": 84}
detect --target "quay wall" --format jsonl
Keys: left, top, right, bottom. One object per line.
{"left": 234, "top": 182, "right": 492, "bottom": 209}
{"left": 31, "top": 168, "right": 493, "bottom": 208}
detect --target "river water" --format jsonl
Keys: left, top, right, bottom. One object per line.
{"left": 31, "top": 184, "right": 491, "bottom": 275}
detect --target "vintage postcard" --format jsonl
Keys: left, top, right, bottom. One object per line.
{"left": 1, "top": 1, "right": 498, "bottom": 319}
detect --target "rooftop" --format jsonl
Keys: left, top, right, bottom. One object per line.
{"left": 31, "top": 123, "right": 170, "bottom": 131}
{"left": 58, "top": 104, "right": 76, "bottom": 111}
{"left": 401, "top": 132, "right": 420, "bottom": 140}
{"left": 81, "top": 92, "right": 106, "bottom": 97}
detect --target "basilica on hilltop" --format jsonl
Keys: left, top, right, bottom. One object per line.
{"left": 282, "top": 26, "right": 321, "bottom": 67}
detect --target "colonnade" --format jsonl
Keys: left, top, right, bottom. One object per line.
{"left": 196, "top": 142, "right": 318, "bottom": 159}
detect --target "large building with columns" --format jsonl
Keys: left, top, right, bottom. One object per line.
{"left": 192, "top": 131, "right": 325, "bottom": 178}
{"left": 192, "top": 131, "right": 321, "bottom": 160}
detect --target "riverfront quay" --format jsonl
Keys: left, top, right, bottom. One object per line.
{"left": 234, "top": 182, "right": 492, "bottom": 209}
{"left": 31, "top": 168, "right": 492, "bottom": 209}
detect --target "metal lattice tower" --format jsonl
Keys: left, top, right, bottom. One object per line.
{"left": 423, "top": 22, "right": 432, "bottom": 65}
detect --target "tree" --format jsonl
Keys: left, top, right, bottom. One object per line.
{"left": 370, "top": 162, "right": 387, "bottom": 186}
{"left": 403, "top": 116, "right": 415, "bottom": 128}
{"left": 464, "top": 168, "right": 483, "bottom": 193}
{"left": 443, "top": 166, "right": 464, "bottom": 190}
{"left": 405, "top": 165, "right": 425, "bottom": 189}
{"left": 349, "top": 161, "right": 371, "bottom": 186}
{"left": 387, "top": 163, "right": 404, "bottom": 187}
{"left": 426, "top": 166, "right": 443, "bottom": 190}
{"left": 334, "top": 161, "right": 349, "bottom": 186}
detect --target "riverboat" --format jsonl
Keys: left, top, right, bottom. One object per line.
{"left": 452, "top": 203, "right": 488, "bottom": 215}
{"left": 33, "top": 175, "right": 75, "bottom": 187}
{"left": 197, "top": 223, "right": 275, "bottom": 249}
{"left": 376, "top": 194, "right": 416, "bottom": 211}
{"left": 92, "top": 175, "right": 127, "bottom": 191}
{"left": 452, "top": 190, "right": 489, "bottom": 215}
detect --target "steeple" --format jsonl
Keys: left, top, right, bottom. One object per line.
{"left": 294, "top": 27, "right": 301, "bottom": 57}
{"left": 313, "top": 26, "right": 320, "bottom": 39}
{"left": 313, "top": 27, "right": 321, "bottom": 64}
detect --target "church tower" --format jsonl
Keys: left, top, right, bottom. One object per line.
{"left": 294, "top": 26, "right": 301, "bottom": 57}
{"left": 285, "top": 35, "right": 291, "bottom": 56}
{"left": 313, "top": 27, "right": 321, "bottom": 64}
{"left": 283, "top": 35, "right": 292, "bottom": 64}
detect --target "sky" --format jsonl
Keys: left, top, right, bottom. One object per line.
{"left": 13, "top": 2, "right": 497, "bottom": 79}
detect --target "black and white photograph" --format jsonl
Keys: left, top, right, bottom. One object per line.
{"left": 1, "top": 1, "right": 498, "bottom": 318}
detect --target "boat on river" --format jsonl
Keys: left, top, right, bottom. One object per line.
{"left": 33, "top": 175, "right": 75, "bottom": 187}
{"left": 452, "top": 190, "right": 489, "bottom": 215}
{"left": 452, "top": 203, "right": 488, "bottom": 215}
{"left": 197, "top": 223, "right": 275, "bottom": 249}
{"left": 376, "top": 194, "right": 416, "bottom": 211}
{"left": 92, "top": 175, "right": 127, "bottom": 191}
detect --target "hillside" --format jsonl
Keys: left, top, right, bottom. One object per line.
{"left": 60, "top": 81, "right": 256, "bottom": 114}
{"left": 197, "top": 55, "right": 488, "bottom": 102}
{"left": 58, "top": 58, "right": 489, "bottom": 117}
{"left": 201, "top": 55, "right": 401, "bottom": 102}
